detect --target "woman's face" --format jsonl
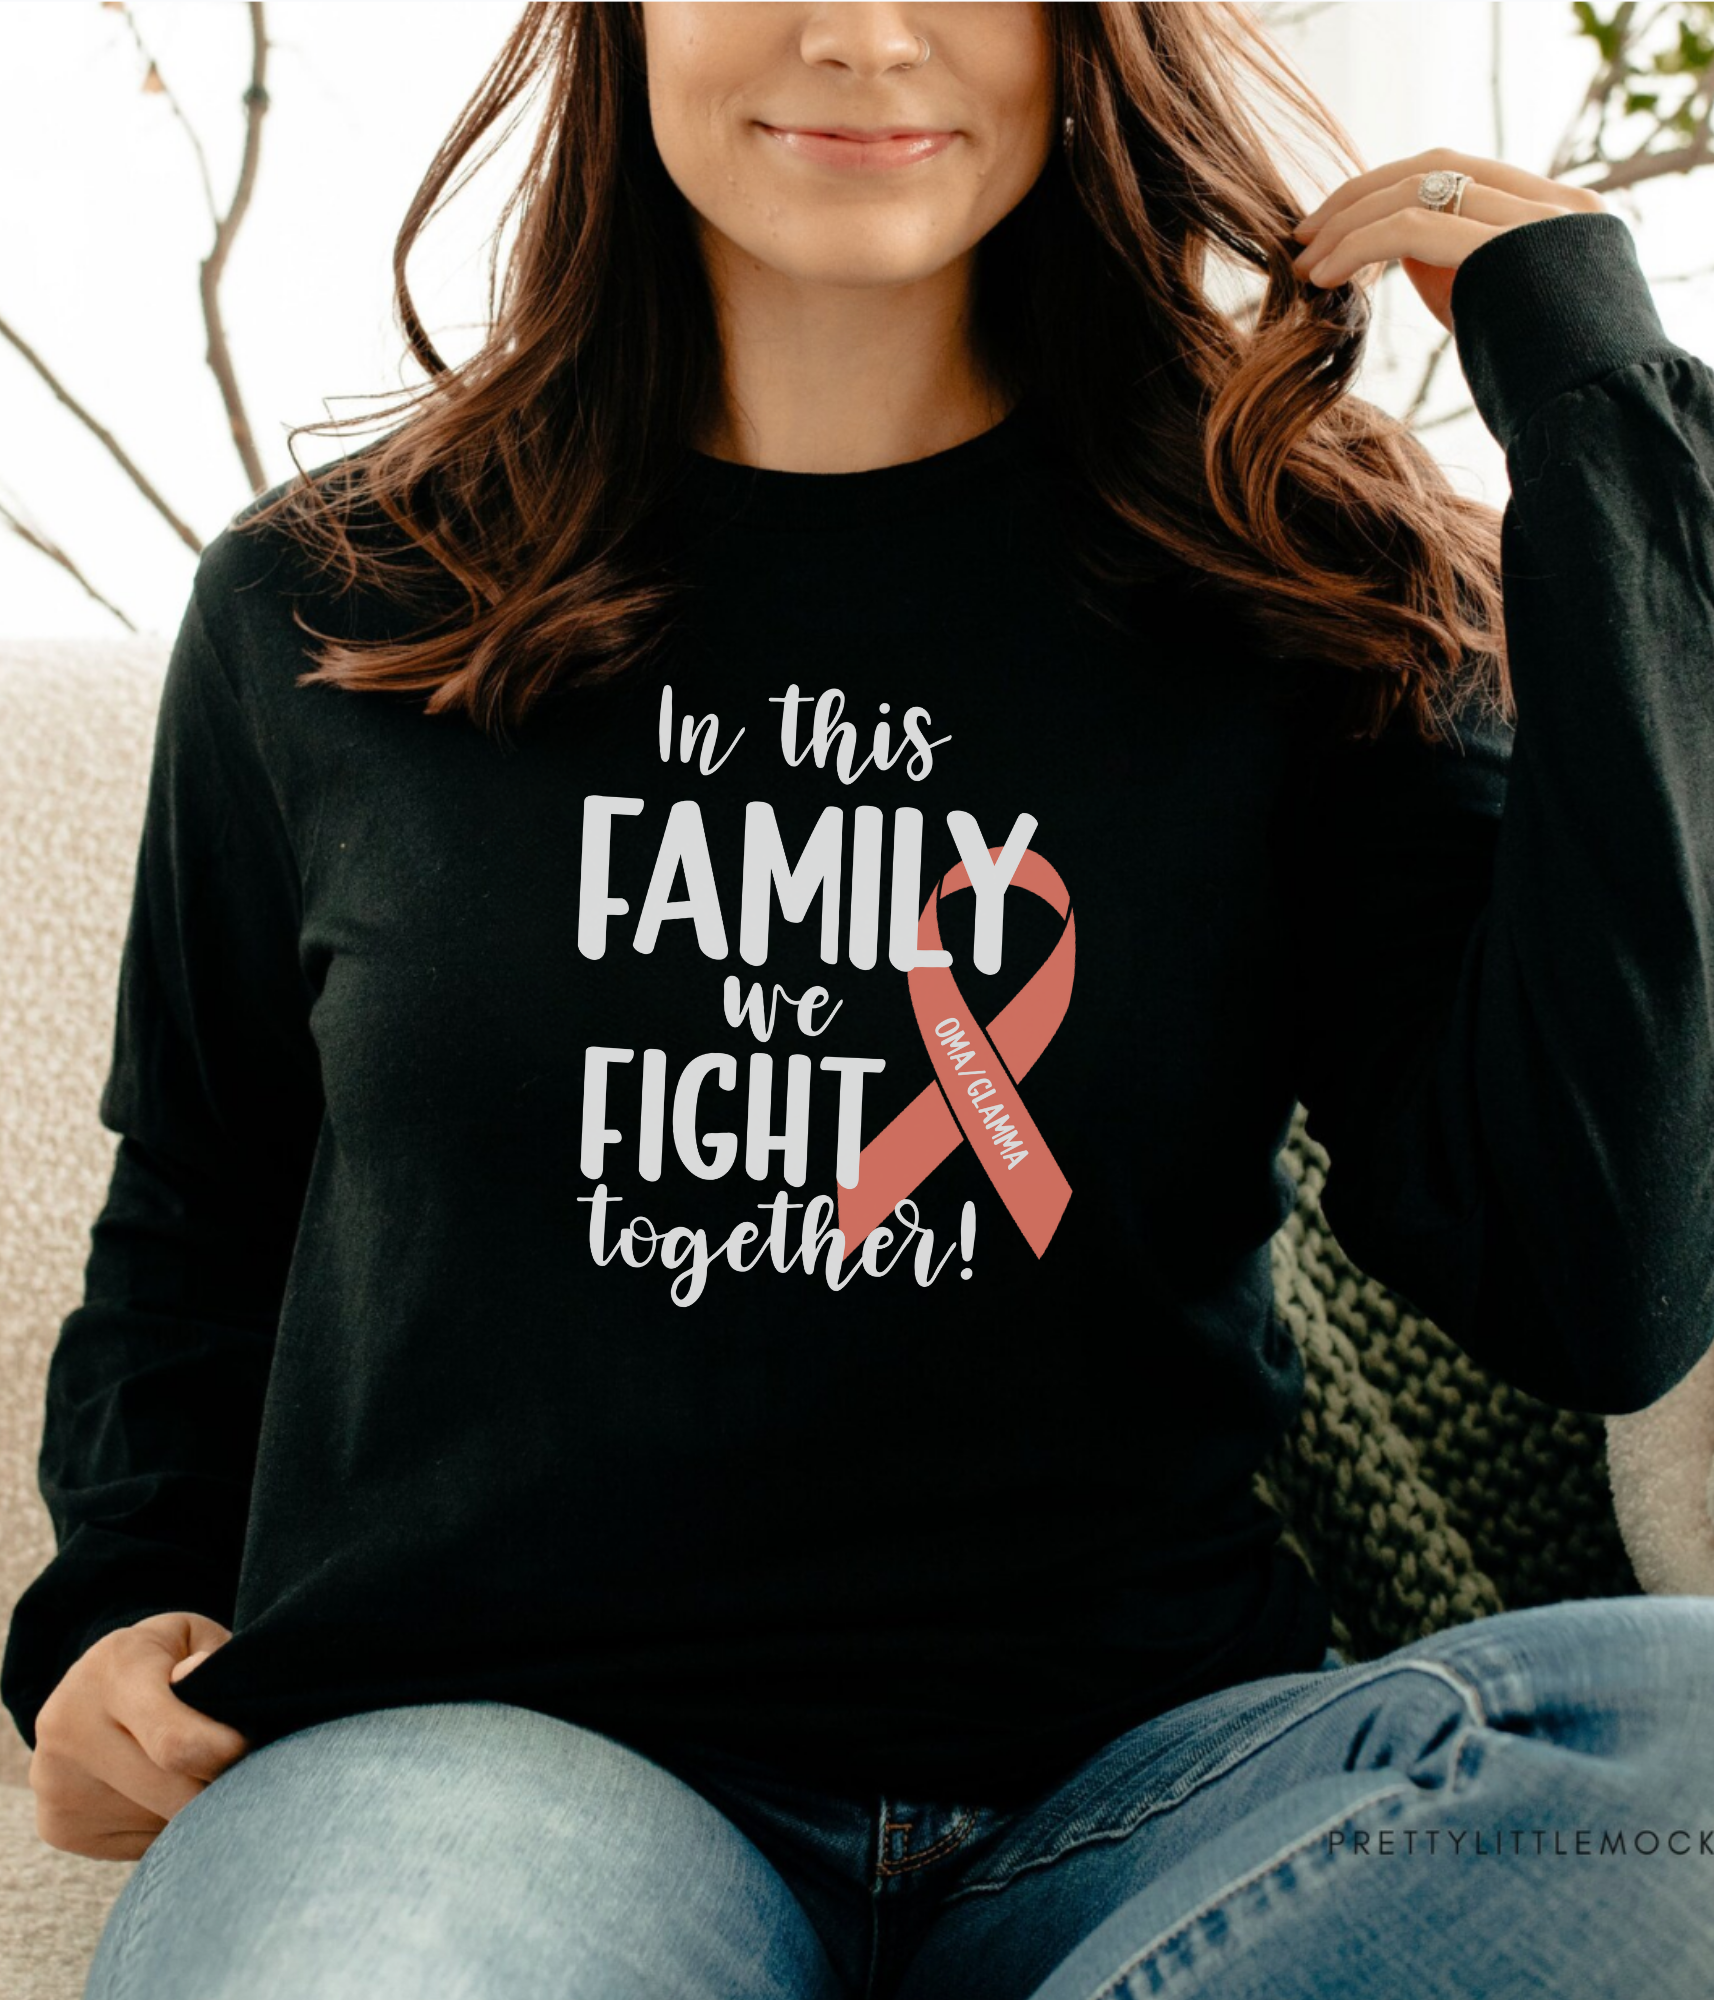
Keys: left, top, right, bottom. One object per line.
{"left": 638, "top": 3, "right": 1056, "bottom": 290}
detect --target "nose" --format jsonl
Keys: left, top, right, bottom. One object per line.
{"left": 796, "top": 4, "right": 928, "bottom": 81}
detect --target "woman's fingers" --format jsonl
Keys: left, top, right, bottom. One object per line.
{"left": 106, "top": 1630, "right": 252, "bottom": 1778}
{"left": 1295, "top": 174, "right": 1564, "bottom": 258}
{"left": 78, "top": 1623, "right": 249, "bottom": 1823}
{"left": 1292, "top": 175, "right": 1571, "bottom": 287}
{"left": 1295, "top": 147, "right": 1604, "bottom": 234}
{"left": 1299, "top": 206, "right": 1502, "bottom": 285}
{"left": 30, "top": 1613, "right": 253, "bottom": 1859}
{"left": 29, "top": 1734, "right": 173, "bottom": 1862}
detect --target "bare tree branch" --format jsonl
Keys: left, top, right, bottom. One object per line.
{"left": 116, "top": 1, "right": 220, "bottom": 230}
{"left": 1, "top": 0, "right": 277, "bottom": 607}
{"left": 1252, "top": 3, "right": 1344, "bottom": 29}
{"left": 1403, "top": 331, "right": 1457, "bottom": 428}
{"left": 0, "top": 496, "right": 136, "bottom": 630}
{"left": 1410, "top": 400, "right": 1480, "bottom": 434}
{"left": 1585, "top": 129, "right": 1714, "bottom": 188}
{"left": 200, "top": 3, "right": 271, "bottom": 494}
{"left": 1549, "top": 0, "right": 1714, "bottom": 180}
{"left": 0, "top": 313, "right": 202, "bottom": 552}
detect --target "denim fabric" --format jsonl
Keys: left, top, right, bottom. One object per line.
{"left": 84, "top": 1595, "right": 1714, "bottom": 2000}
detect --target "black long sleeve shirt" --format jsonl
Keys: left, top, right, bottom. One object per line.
{"left": 5, "top": 210, "right": 1712, "bottom": 1802}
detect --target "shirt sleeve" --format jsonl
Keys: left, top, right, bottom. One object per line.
{"left": 1, "top": 548, "right": 323, "bottom": 1752}
{"left": 1284, "top": 208, "right": 1714, "bottom": 1420}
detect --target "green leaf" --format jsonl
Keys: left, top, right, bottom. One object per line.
{"left": 1571, "top": 0, "right": 1625, "bottom": 62}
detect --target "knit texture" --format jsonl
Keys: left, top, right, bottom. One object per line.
{"left": 1450, "top": 209, "right": 1684, "bottom": 452}
{"left": 1258, "top": 1101, "right": 1639, "bottom": 1662}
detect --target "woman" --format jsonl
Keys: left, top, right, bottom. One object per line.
{"left": 8, "top": 3, "right": 1714, "bottom": 1995}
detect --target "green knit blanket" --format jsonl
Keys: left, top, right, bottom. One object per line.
{"left": 1257, "top": 1104, "right": 1639, "bottom": 1662}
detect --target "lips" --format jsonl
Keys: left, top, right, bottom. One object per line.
{"left": 757, "top": 124, "right": 958, "bottom": 171}
{"left": 786, "top": 126, "right": 945, "bottom": 140}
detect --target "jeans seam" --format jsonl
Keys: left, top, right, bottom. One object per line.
{"left": 863, "top": 1803, "right": 885, "bottom": 2000}
{"left": 101, "top": 1816, "right": 174, "bottom": 2000}
{"left": 942, "top": 1657, "right": 1491, "bottom": 1907}
{"left": 1073, "top": 1780, "right": 1420, "bottom": 2000}
{"left": 878, "top": 1806, "right": 979, "bottom": 1876}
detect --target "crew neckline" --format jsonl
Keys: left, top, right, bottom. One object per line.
{"left": 674, "top": 394, "right": 1039, "bottom": 531}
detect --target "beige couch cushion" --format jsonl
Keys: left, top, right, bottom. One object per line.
{"left": 1, "top": 638, "right": 166, "bottom": 1992}
{"left": 0, "top": 1784, "right": 131, "bottom": 2000}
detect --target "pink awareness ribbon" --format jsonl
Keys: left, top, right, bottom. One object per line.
{"left": 839, "top": 847, "right": 1075, "bottom": 1259}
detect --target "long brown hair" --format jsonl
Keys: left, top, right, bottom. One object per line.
{"left": 239, "top": 1, "right": 1510, "bottom": 750}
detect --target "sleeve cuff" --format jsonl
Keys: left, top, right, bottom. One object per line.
{"left": 1, "top": 1537, "right": 238, "bottom": 1749}
{"left": 1449, "top": 208, "right": 1683, "bottom": 453}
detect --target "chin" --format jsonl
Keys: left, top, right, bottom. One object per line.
{"left": 755, "top": 228, "right": 961, "bottom": 291}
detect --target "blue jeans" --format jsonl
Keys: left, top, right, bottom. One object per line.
{"left": 84, "top": 1594, "right": 1714, "bottom": 1999}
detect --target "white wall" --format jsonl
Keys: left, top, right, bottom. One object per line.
{"left": 2, "top": 0, "right": 1710, "bottom": 639}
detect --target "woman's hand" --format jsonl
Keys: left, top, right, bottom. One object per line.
{"left": 28, "top": 1610, "right": 253, "bottom": 1861}
{"left": 1288, "top": 148, "right": 1608, "bottom": 332}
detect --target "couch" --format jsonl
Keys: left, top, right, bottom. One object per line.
{"left": 3, "top": 635, "right": 1710, "bottom": 1999}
